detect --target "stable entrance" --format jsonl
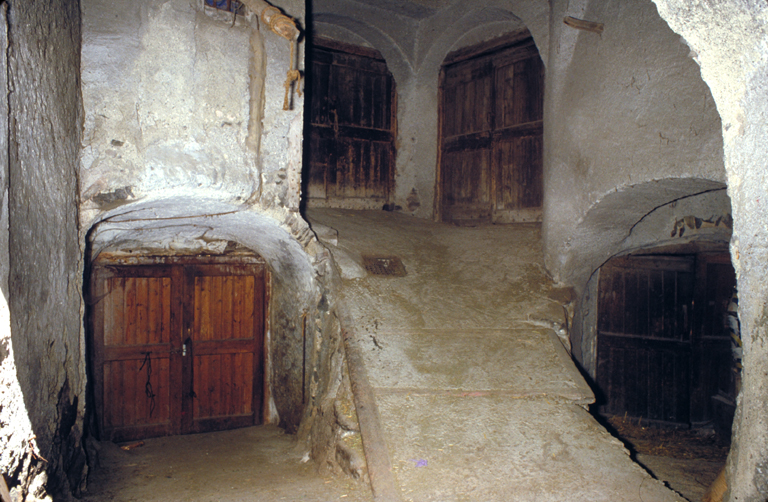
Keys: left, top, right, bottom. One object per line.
{"left": 438, "top": 30, "right": 544, "bottom": 223}
{"left": 596, "top": 253, "right": 735, "bottom": 427}
{"left": 90, "top": 257, "right": 266, "bottom": 442}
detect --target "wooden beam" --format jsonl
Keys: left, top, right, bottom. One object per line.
{"left": 563, "top": 16, "right": 604, "bottom": 35}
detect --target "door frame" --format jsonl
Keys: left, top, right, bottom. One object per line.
{"left": 88, "top": 253, "right": 271, "bottom": 441}
{"left": 435, "top": 28, "right": 543, "bottom": 223}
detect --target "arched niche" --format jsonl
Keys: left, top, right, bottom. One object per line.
{"left": 85, "top": 198, "right": 322, "bottom": 433}
{"left": 566, "top": 178, "right": 732, "bottom": 369}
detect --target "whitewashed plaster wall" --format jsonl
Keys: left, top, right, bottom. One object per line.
{"left": 651, "top": 2, "right": 768, "bottom": 500}
{"left": 541, "top": 0, "right": 727, "bottom": 293}
{"left": 82, "top": 0, "right": 280, "bottom": 219}
{"left": 79, "top": 0, "right": 314, "bottom": 281}
{"left": 311, "top": 0, "right": 549, "bottom": 218}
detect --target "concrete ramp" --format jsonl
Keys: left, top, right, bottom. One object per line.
{"left": 309, "top": 208, "right": 683, "bottom": 502}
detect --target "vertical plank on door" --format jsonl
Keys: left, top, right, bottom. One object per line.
{"left": 124, "top": 278, "right": 136, "bottom": 346}
{"left": 189, "top": 264, "right": 264, "bottom": 433}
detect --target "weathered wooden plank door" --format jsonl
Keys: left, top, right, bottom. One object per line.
{"left": 492, "top": 46, "right": 544, "bottom": 222}
{"left": 307, "top": 39, "right": 396, "bottom": 208}
{"left": 596, "top": 256, "right": 695, "bottom": 425}
{"left": 92, "top": 261, "right": 265, "bottom": 442}
{"left": 439, "top": 34, "right": 544, "bottom": 223}
{"left": 440, "top": 57, "right": 494, "bottom": 221}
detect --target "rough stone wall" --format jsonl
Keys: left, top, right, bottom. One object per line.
{"left": 650, "top": 2, "right": 768, "bottom": 500}
{"left": 80, "top": 0, "right": 259, "bottom": 221}
{"left": 310, "top": 0, "right": 549, "bottom": 219}
{"left": 542, "top": 0, "right": 726, "bottom": 291}
{"left": 3, "top": 0, "right": 87, "bottom": 499}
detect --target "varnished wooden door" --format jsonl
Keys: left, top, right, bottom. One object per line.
{"left": 92, "top": 261, "right": 265, "bottom": 442}
{"left": 439, "top": 34, "right": 543, "bottom": 223}
{"left": 307, "top": 39, "right": 396, "bottom": 207}
{"left": 185, "top": 265, "right": 264, "bottom": 434}
{"left": 92, "top": 266, "right": 181, "bottom": 441}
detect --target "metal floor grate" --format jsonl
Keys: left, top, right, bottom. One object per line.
{"left": 362, "top": 256, "right": 407, "bottom": 277}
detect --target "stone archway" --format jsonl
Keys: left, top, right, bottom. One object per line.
{"left": 311, "top": 1, "right": 550, "bottom": 219}
{"left": 85, "top": 198, "right": 321, "bottom": 433}
{"left": 650, "top": 2, "right": 768, "bottom": 499}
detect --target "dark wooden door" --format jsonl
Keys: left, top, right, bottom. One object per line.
{"left": 440, "top": 57, "right": 494, "bottom": 221}
{"left": 307, "top": 40, "right": 396, "bottom": 207}
{"left": 690, "top": 254, "right": 736, "bottom": 424}
{"left": 439, "top": 35, "right": 543, "bottom": 223}
{"left": 596, "top": 256, "right": 694, "bottom": 425}
{"left": 92, "top": 261, "right": 265, "bottom": 442}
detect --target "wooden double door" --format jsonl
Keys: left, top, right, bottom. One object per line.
{"left": 306, "top": 39, "right": 396, "bottom": 208}
{"left": 91, "top": 260, "right": 266, "bottom": 442}
{"left": 439, "top": 33, "right": 544, "bottom": 223}
{"left": 596, "top": 254, "right": 735, "bottom": 426}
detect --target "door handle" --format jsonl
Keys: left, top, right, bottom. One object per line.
{"left": 172, "top": 338, "right": 191, "bottom": 356}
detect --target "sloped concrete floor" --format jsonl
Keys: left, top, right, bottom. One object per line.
{"left": 308, "top": 208, "right": 683, "bottom": 502}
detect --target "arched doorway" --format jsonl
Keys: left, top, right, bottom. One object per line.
{"left": 595, "top": 248, "right": 737, "bottom": 431}
{"left": 437, "top": 29, "right": 544, "bottom": 224}
{"left": 90, "top": 253, "right": 268, "bottom": 442}
{"left": 83, "top": 198, "right": 324, "bottom": 440}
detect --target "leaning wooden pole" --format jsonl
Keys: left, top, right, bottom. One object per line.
{"left": 240, "top": 0, "right": 302, "bottom": 110}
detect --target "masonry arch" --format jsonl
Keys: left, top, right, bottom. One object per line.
{"left": 310, "top": 1, "right": 550, "bottom": 218}
{"left": 84, "top": 198, "right": 321, "bottom": 436}
{"left": 646, "top": 2, "right": 768, "bottom": 498}
{"left": 312, "top": 13, "right": 412, "bottom": 84}
{"left": 304, "top": 19, "right": 400, "bottom": 210}
{"left": 567, "top": 179, "right": 734, "bottom": 436}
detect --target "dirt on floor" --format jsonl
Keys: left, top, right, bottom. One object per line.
{"left": 606, "top": 415, "right": 730, "bottom": 461}
{"left": 80, "top": 425, "right": 374, "bottom": 502}
{"left": 603, "top": 415, "right": 729, "bottom": 502}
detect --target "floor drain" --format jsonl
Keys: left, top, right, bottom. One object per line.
{"left": 362, "top": 256, "right": 407, "bottom": 277}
